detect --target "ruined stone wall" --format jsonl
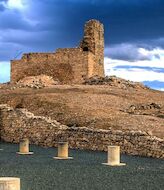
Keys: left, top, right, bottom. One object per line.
{"left": 11, "top": 20, "right": 104, "bottom": 84}
{"left": 1, "top": 104, "right": 163, "bottom": 159}
{"left": 87, "top": 53, "right": 104, "bottom": 77}
{"left": 55, "top": 48, "right": 89, "bottom": 84}
{"left": 80, "top": 20, "right": 104, "bottom": 77}
{"left": 11, "top": 48, "right": 89, "bottom": 84}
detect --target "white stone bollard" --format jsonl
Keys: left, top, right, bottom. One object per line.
{"left": 53, "top": 142, "right": 73, "bottom": 160}
{"left": 0, "top": 177, "right": 20, "bottom": 190}
{"left": 102, "top": 146, "right": 126, "bottom": 166}
{"left": 17, "top": 139, "right": 33, "bottom": 155}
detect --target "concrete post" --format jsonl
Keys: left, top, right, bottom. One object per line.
{"left": 0, "top": 177, "right": 20, "bottom": 190}
{"left": 102, "top": 146, "right": 126, "bottom": 166}
{"left": 17, "top": 139, "right": 33, "bottom": 155}
{"left": 53, "top": 142, "right": 73, "bottom": 160}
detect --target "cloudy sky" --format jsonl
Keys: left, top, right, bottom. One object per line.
{"left": 0, "top": 0, "right": 164, "bottom": 90}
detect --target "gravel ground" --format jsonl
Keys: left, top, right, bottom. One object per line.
{"left": 0, "top": 142, "right": 164, "bottom": 190}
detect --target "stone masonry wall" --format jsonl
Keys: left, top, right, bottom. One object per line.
{"left": 0, "top": 104, "right": 163, "bottom": 159}
{"left": 11, "top": 20, "right": 104, "bottom": 84}
{"left": 11, "top": 49, "right": 89, "bottom": 84}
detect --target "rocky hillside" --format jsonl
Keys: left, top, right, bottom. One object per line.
{"left": 0, "top": 76, "right": 163, "bottom": 138}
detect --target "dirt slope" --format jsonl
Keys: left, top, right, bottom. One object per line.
{"left": 0, "top": 80, "right": 163, "bottom": 138}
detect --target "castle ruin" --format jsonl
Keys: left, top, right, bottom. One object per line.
{"left": 11, "top": 20, "right": 104, "bottom": 84}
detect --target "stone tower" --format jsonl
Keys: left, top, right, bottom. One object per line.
{"left": 80, "top": 19, "right": 104, "bottom": 77}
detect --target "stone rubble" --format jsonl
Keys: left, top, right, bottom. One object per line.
{"left": 125, "top": 103, "right": 164, "bottom": 118}
{"left": 84, "top": 75, "right": 149, "bottom": 90}
{"left": 9, "top": 75, "right": 58, "bottom": 89}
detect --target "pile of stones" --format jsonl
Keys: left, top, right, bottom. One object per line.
{"left": 128, "top": 103, "right": 161, "bottom": 112}
{"left": 0, "top": 82, "right": 10, "bottom": 89}
{"left": 17, "top": 81, "right": 45, "bottom": 89}
{"left": 13, "top": 75, "right": 59, "bottom": 89}
{"left": 84, "top": 75, "right": 148, "bottom": 90}
{"left": 125, "top": 103, "right": 164, "bottom": 118}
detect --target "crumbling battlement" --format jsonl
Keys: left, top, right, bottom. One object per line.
{"left": 11, "top": 20, "right": 104, "bottom": 84}
{"left": 0, "top": 104, "right": 164, "bottom": 159}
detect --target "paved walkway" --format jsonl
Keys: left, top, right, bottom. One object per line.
{"left": 0, "top": 142, "right": 163, "bottom": 190}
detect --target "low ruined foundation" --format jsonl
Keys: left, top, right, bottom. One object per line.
{"left": 0, "top": 104, "right": 164, "bottom": 159}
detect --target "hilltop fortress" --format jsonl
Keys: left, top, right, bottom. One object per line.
{"left": 11, "top": 20, "right": 104, "bottom": 84}
{"left": 1, "top": 20, "right": 164, "bottom": 160}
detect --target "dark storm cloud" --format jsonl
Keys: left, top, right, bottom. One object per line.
{"left": 0, "top": 12, "right": 33, "bottom": 30}
{"left": 1, "top": 0, "right": 164, "bottom": 61}
{"left": 5, "top": 0, "right": 164, "bottom": 44}
{"left": 25, "top": 0, "right": 164, "bottom": 46}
